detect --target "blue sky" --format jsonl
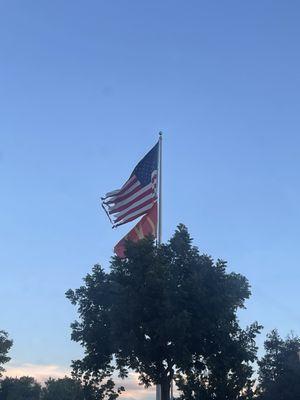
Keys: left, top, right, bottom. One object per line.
{"left": 1, "top": 0, "right": 300, "bottom": 397}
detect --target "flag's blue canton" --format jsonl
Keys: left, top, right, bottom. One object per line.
{"left": 131, "top": 142, "right": 158, "bottom": 186}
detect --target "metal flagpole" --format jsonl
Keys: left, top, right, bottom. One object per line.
{"left": 156, "top": 132, "right": 163, "bottom": 400}
{"left": 157, "top": 131, "right": 163, "bottom": 245}
{"left": 156, "top": 132, "right": 173, "bottom": 400}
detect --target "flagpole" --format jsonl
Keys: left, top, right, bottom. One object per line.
{"left": 157, "top": 132, "right": 162, "bottom": 245}
{"left": 156, "top": 132, "right": 163, "bottom": 400}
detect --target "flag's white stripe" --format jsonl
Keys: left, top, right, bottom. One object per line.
{"left": 106, "top": 181, "right": 139, "bottom": 205}
{"left": 105, "top": 172, "right": 157, "bottom": 201}
{"left": 118, "top": 203, "right": 154, "bottom": 224}
{"left": 105, "top": 189, "right": 120, "bottom": 198}
{"left": 113, "top": 192, "right": 155, "bottom": 219}
{"left": 104, "top": 176, "right": 137, "bottom": 198}
{"left": 108, "top": 180, "right": 140, "bottom": 203}
{"left": 116, "top": 179, "right": 140, "bottom": 199}
{"left": 109, "top": 182, "right": 152, "bottom": 212}
{"left": 120, "top": 175, "right": 136, "bottom": 191}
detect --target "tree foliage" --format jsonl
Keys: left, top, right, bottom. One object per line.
{"left": 0, "top": 376, "right": 109, "bottom": 400}
{"left": 175, "top": 322, "right": 261, "bottom": 400}
{"left": 42, "top": 377, "right": 106, "bottom": 400}
{"left": 42, "top": 377, "right": 85, "bottom": 400}
{"left": 0, "top": 331, "right": 12, "bottom": 377}
{"left": 67, "top": 225, "right": 261, "bottom": 400}
{"left": 0, "top": 376, "right": 41, "bottom": 400}
{"left": 257, "top": 329, "right": 300, "bottom": 400}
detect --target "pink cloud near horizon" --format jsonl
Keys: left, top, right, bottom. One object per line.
{"left": 3, "top": 364, "right": 155, "bottom": 400}
{"left": 4, "top": 363, "right": 70, "bottom": 382}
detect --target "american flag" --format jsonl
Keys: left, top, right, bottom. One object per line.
{"left": 102, "top": 142, "right": 158, "bottom": 227}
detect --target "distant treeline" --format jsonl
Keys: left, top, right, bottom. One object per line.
{"left": 0, "top": 376, "right": 102, "bottom": 400}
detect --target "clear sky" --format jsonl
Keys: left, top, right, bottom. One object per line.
{"left": 1, "top": 1, "right": 300, "bottom": 398}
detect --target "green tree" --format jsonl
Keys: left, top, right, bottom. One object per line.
{"left": 0, "top": 331, "right": 12, "bottom": 377}
{"left": 175, "top": 322, "right": 260, "bottom": 400}
{"left": 67, "top": 225, "right": 260, "bottom": 400}
{"left": 0, "top": 376, "right": 41, "bottom": 400}
{"left": 257, "top": 330, "right": 300, "bottom": 400}
{"left": 42, "top": 377, "right": 105, "bottom": 400}
{"left": 42, "top": 377, "right": 84, "bottom": 400}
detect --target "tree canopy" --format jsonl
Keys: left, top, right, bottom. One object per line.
{"left": 67, "top": 224, "right": 261, "bottom": 400}
{"left": 257, "top": 329, "right": 300, "bottom": 400}
{"left": 0, "top": 376, "right": 41, "bottom": 400}
{"left": 0, "top": 331, "right": 12, "bottom": 377}
{"left": 42, "top": 377, "right": 109, "bottom": 400}
{"left": 175, "top": 321, "right": 261, "bottom": 400}
{"left": 42, "top": 377, "right": 85, "bottom": 400}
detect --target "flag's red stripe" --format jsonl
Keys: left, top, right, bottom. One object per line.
{"left": 113, "top": 192, "right": 155, "bottom": 220}
{"left": 108, "top": 183, "right": 143, "bottom": 205}
{"left": 109, "top": 187, "right": 154, "bottom": 214}
{"left": 109, "top": 182, "right": 153, "bottom": 211}
{"left": 106, "top": 172, "right": 156, "bottom": 205}
{"left": 114, "top": 197, "right": 155, "bottom": 223}
{"left": 114, "top": 209, "right": 150, "bottom": 227}
{"left": 105, "top": 178, "right": 139, "bottom": 204}
{"left": 117, "top": 176, "right": 138, "bottom": 196}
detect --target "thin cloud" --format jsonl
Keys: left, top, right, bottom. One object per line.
{"left": 119, "top": 372, "right": 155, "bottom": 399}
{"left": 4, "top": 363, "right": 69, "bottom": 382}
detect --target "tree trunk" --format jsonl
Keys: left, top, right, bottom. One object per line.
{"left": 161, "top": 379, "right": 171, "bottom": 400}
